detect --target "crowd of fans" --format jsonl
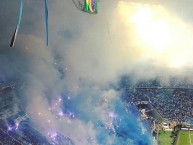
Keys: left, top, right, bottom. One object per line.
{"left": 0, "top": 120, "right": 51, "bottom": 145}
{"left": 0, "top": 128, "right": 22, "bottom": 145}
{"left": 127, "top": 88, "right": 193, "bottom": 123}
{"left": 151, "top": 89, "right": 193, "bottom": 122}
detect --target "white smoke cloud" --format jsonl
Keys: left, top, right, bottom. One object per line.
{"left": 17, "top": 1, "right": 193, "bottom": 144}
{"left": 1, "top": 0, "right": 193, "bottom": 144}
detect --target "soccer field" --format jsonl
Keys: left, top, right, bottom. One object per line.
{"left": 176, "top": 130, "right": 193, "bottom": 145}
{"left": 158, "top": 131, "right": 173, "bottom": 145}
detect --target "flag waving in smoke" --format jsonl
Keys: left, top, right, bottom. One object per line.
{"left": 10, "top": 0, "right": 49, "bottom": 47}
{"left": 83, "top": 0, "right": 98, "bottom": 13}
{"left": 72, "top": 0, "right": 98, "bottom": 14}
{"left": 45, "top": 0, "right": 49, "bottom": 47}
{"left": 10, "top": 0, "right": 23, "bottom": 47}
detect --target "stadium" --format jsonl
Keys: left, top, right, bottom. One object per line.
{"left": 1, "top": 0, "right": 193, "bottom": 145}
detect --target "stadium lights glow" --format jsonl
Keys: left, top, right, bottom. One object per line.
{"left": 117, "top": 1, "right": 172, "bottom": 52}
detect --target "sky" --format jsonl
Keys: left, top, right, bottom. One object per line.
{"left": 1, "top": 0, "right": 193, "bottom": 144}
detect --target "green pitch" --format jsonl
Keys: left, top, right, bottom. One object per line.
{"left": 158, "top": 131, "right": 173, "bottom": 145}
{"left": 176, "top": 130, "right": 193, "bottom": 145}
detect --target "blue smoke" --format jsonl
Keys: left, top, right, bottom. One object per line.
{"left": 96, "top": 100, "right": 152, "bottom": 145}
{"left": 58, "top": 87, "right": 153, "bottom": 145}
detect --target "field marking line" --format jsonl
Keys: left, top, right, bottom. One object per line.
{"left": 189, "top": 130, "right": 193, "bottom": 145}
{"left": 176, "top": 131, "right": 180, "bottom": 145}
{"left": 191, "top": 133, "right": 193, "bottom": 145}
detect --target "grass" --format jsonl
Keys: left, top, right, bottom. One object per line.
{"left": 176, "top": 130, "right": 193, "bottom": 145}
{"left": 158, "top": 130, "right": 173, "bottom": 145}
